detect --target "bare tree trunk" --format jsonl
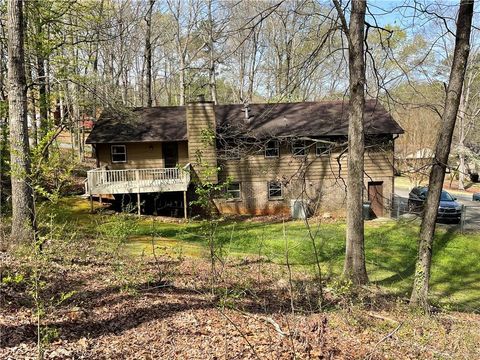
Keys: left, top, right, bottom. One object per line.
{"left": 410, "top": 0, "right": 474, "bottom": 312}
{"left": 334, "top": 0, "right": 369, "bottom": 285}
{"left": 207, "top": 0, "right": 217, "bottom": 104}
{"left": 33, "top": 2, "right": 49, "bottom": 147}
{"left": 68, "top": 16, "right": 83, "bottom": 161}
{"left": 0, "top": 22, "right": 6, "bottom": 227}
{"left": 208, "top": 39, "right": 217, "bottom": 104}
{"left": 247, "top": 30, "right": 259, "bottom": 101}
{"left": 165, "top": 57, "right": 172, "bottom": 105}
{"left": 0, "top": 29, "right": 5, "bottom": 102}
{"left": 458, "top": 91, "right": 466, "bottom": 190}
{"left": 457, "top": 74, "right": 472, "bottom": 190}
{"left": 74, "top": 84, "right": 82, "bottom": 161}
{"left": 0, "top": 116, "right": 6, "bottom": 242}
{"left": 458, "top": 154, "right": 465, "bottom": 188}
{"left": 91, "top": 0, "right": 103, "bottom": 119}
{"left": 27, "top": 60, "right": 38, "bottom": 148}
{"left": 166, "top": 0, "right": 201, "bottom": 106}
{"left": 7, "top": 0, "right": 35, "bottom": 243}
{"left": 0, "top": 79, "right": 6, "bottom": 234}
{"left": 37, "top": 55, "right": 48, "bottom": 139}
{"left": 145, "top": 0, "right": 154, "bottom": 107}
{"left": 179, "top": 54, "right": 186, "bottom": 105}
{"left": 238, "top": 47, "right": 245, "bottom": 101}
{"left": 122, "top": 68, "right": 129, "bottom": 105}
{"left": 140, "top": 54, "right": 145, "bottom": 106}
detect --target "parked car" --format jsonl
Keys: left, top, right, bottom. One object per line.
{"left": 473, "top": 192, "right": 480, "bottom": 201}
{"left": 408, "top": 186, "right": 462, "bottom": 223}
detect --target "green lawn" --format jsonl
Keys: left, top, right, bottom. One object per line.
{"left": 45, "top": 197, "right": 480, "bottom": 312}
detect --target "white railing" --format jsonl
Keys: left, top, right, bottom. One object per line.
{"left": 86, "top": 164, "right": 191, "bottom": 195}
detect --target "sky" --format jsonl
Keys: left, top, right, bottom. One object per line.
{"left": 366, "top": 0, "right": 461, "bottom": 31}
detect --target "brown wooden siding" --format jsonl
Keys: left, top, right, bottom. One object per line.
{"left": 218, "top": 144, "right": 394, "bottom": 182}
{"left": 213, "top": 142, "right": 395, "bottom": 216}
{"left": 96, "top": 141, "right": 188, "bottom": 170}
{"left": 186, "top": 102, "right": 218, "bottom": 183}
{"left": 214, "top": 174, "right": 394, "bottom": 216}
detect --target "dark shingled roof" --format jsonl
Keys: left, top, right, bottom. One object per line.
{"left": 86, "top": 106, "right": 187, "bottom": 143}
{"left": 86, "top": 100, "right": 403, "bottom": 144}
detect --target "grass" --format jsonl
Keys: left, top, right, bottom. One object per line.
{"left": 42, "top": 196, "right": 480, "bottom": 312}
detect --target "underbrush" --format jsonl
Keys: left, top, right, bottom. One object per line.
{"left": 2, "top": 250, "right": 479, "bottom": 359}
{"left": 1, "top": 196, "right": 480, "bottom": 357}
{"left": 14, "top": 196, "right": 480, "bottom": 313}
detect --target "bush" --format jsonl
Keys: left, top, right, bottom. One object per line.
{"left": 31, "top": 133, "right": 80, "bottom": 199}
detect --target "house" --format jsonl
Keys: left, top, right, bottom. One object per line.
{"left": 396, "top": 148, "right": 435, "bottom": 172}
{"left": 85, "top": 98, "right": 403, "bottom": 218}
{"left": 395, "top": 147, "right": 435, "bottom": 186}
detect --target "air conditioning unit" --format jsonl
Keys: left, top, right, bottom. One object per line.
{"left": 291, "top": 200, "right": 308, "bottom": 219}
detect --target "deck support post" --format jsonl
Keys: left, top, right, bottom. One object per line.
{"left": 99, "top": 195, "right": 102, "bottom": 204}
{"left": 183, "top": 191, "right": 188, "bottom": 220}
{"left": 90, "top": 195, "right": 94, "bottom": 213}
{"left": 137, "top": 193, "right": 141, "bottom": 216}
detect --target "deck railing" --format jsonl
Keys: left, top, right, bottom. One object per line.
{"left": 86, "top": 164, "right": 191, "bottom": 195}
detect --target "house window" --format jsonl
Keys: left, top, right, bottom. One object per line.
{"left": 268, "top": 181, "right": 283, "bottom": 200}
{"left": 111, "top": 144, "right": 127, "bottom": 163}
{"left": 292, "top": 140, "right": 306, "bottom": 156}
{"left": 226, "top": 182, "right": 241, "bottom": 200}
{"left": 221, "top": 142, "right": 241, "bottom": 160}
{"left": 316, "top": 141, "right": 330, "bottom": 156}
{"left": 225, "top": 147, "right": 240, "bottom": 160}
{"left": 265, "top": 140, "right": 279, "bottom": 158}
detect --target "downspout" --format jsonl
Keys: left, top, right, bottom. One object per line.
{"left": 392, "top": 134, "right": 399, "bottom": 174}
{"left": 92, "top": 143, "right": 99, "bottom": 168}
{"left": 392, "top": 133, "right": 400, "bottom": 214}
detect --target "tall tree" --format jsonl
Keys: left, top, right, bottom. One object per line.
{"left": 206, "top": 0, "right": 217, "bottom": 104}
{"left": 455, "top": 55, "right": 480, "bottom": 190}
{"left": 30, "top": 0, "right": 50, "bottom": 145}
{"left": 166, "top": 0, "right": 203, "bottom": 105}
{"left": 333, "top": 0, "right": 369, "bottom": 284}
{"left": 145, "top": 0, "right": 154, "bottom": 107}
{"left": 410, "top": 0, "right": 474, "bottom": 312}
{"left": 7, "top": 0, "right": 35, "bottom": 243}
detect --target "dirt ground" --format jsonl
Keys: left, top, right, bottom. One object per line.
{"left": 1, "top": 252, "right": 479, "bottom": 360}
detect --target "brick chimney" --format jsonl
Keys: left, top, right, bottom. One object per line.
{"left": 186, "top": 95, "right": 218, "bottom": 184}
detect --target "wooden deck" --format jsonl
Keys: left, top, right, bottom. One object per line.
{"left": 86, "top": 164, "right": 191, "bottom": 195}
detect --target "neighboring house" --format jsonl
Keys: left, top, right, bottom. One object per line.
{"left": 396, "top": 148, "right": 435, "bottom": 170}
{"left": 395, "top": 148, "right": 434, "bottom": 186}
{"left": 85, "top": 98, "right": 403, "bottom": 218}
{"left": 405, "top": 148, "right": 435, "bottom": 160}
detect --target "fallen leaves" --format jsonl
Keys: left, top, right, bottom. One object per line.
{"left": 1, "top": 255, "right": 479, "bottom": 359}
